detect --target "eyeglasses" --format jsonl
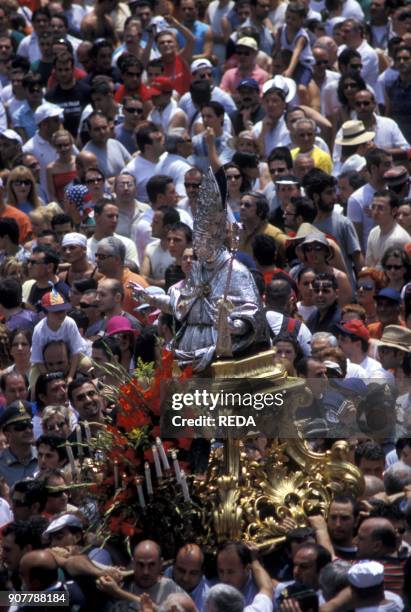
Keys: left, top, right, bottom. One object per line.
{"left": 124, "top": 106, "right": 144, "bottom": 114}
{"left": 384, "top": 264, "right": 404, "bottom": 270}
{"left": 303, "top": 245, "right": 325, "bottom": 252}
{"left": 371, "top": 204, "right": 386, "bottom": 211}
{"left": 12, "top": 421, "right": 33, "bottom": 432}
{"left": 95, "top": 252, "right": 113, "bottom": 260}
{"left": 349, "top": 63, "right": 363, "bottom": 70}
{"left": 13, "top": 179, "right": 31, "bottom": 187}
{"left": 86, "top": 177, "right": 104, "bottom": 185}
{"left": 125, "top": 71, "right": 142, "bottom": 77}
{"left": 227, "top": 174, "right": 241, "bottom": 180}
{"left": 184, "top": 182, "right": 201, "bottom": 188}
{"left": 269, "top": 167, "right": 287, "bottom": 175}
{"left": 79, "top": 301, "right": 99, "bottom": 308}
{"left": 236, "top": 50, "right": 252, "bottom": 56}
{"left": 357, "top": 283, "right": 375, "bottom": 291}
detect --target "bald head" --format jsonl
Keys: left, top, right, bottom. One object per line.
{"left": 133, "top": 540, "right": 162, "bottom": 589}
{"left": 363, "top": 475, "right": 385, "bottom": 499}
{"left": 76, "top": 151, "right": 98, "bottom": 179}
{"left": 315, "top": 36, "right": 338, "bottom": 63}
{"left": 161, "top": 593, "right": 197, "bottom": 612}
{"left": 174, "top": 544, "right": 204, "bottom": 592}
{"left": 356, "top": 518, "right": 397, "bottom": 559}
{"left": 20, "top": 550, "right": 58, "bottom": 590}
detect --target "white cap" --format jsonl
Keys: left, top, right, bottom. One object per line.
{"left": 34, "top": 102, "right": 64, "bottom": 125}
{"left": 236, "top": 37, "right": 258, "bottom": 51}
{"left": 43, "top": 513, "right": 83, "bottom": 536}
{"left": 348, "top": 561, "right": 384, "bottom": 588}
{"left": 1, "top": 129, "right": 23, "bottom": 145}
{"left": 61, "top": 232, "right": 87, "bottom": 248}
{"left": 191, "top": 58, "right": 213, "bottom": 74}
{"left": 262, "top": 75, "right": 296, "bottom": 103}
{"left": 136, "top": 285, "right": 165, "bottom": 311}
{"left": 340, "top": 154, "right": 366, "bottom": 174}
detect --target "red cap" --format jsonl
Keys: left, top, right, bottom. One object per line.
{"left": 147, "top": 77, "right": 174, "bottom": 97}
{"left": 337, "top": 320, "right": 370, "bottom": 342}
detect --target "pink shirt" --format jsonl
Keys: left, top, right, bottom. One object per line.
{"left": 220, "top": 65, "right": 270, "bottom": 94}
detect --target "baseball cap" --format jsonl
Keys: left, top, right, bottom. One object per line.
{"left": 34, "top": 102, "right": 64, "bottom": 125}
{"left": 340, "top": 154, "right": 366, "bottom": 174}
{"left": 41, "top": 291, "right": 71, "bottom": 312}
{"left": 191, "top": 58, "right": 213, "bottom": 74}
{"left": 43, "top": 513, "right": 83, "bottom": 536}
{"left": 238, "top": 78, "right": 259, "bottom": 91}
{"left": 1, "top": 129, "right": 23, "bottom": 145}
{"left": 376, "top": 288, "right": 401, "bottom": 303}
{"left": 136, "top": 286, "right": 165, "bottom": 312}
{"left": 146, "top": 76, "right": 174, "bottom": 98}
{"left": 236, "top": 37, "right": 258, "bottom": 51}
{"left": 335, "top": 320, "right": 370, "bottom": 342}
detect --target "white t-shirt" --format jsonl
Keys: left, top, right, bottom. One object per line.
{"left": 31, "top": 316, "right": 87, "bottom": 364}
{"left": 0, "top": 498, "right": 13, "bottom": 527}
{"left": 245, "top": 593, "right": 273, "bottom": 612}
{"left": 252, "top": 117, "right": 290, "bottom": 158}
{"left": 365, "top": 222, "right": 410, "bottom": 267}
{"left": 266, "top": 310, "right": 312, "bottom": 356}
{"left": 144, "top": 239, "right": 175, "bottom": 280}
{"left": 124, "top": 154, "right": 165, "bottom": 203}
{"left": 87, "top": 233, "right": 139, "bottom": 266}
{"left": 359, "top": 355, "right": 395, "bottom": 382}
{"left": 347, "top": 183, "right": 377, "bottom": 252}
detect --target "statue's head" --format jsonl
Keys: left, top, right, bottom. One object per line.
{"left": 193, "top": 169, "right": 226, "bottom": 263}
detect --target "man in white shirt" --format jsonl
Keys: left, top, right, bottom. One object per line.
{"left": 336, "top": 319, "right": 393, "bottom": 379}
{"left": 124, "top": 122, "right": 165, "bottom": 203}
{"left": 252, "top": 77, "right": 293, "bottom": 157}
{"left": 16, "top": 7, "right": 50, "bottom": 63}
{"left": 81, "top": 111, "right": 131, "bottom": 178}
{"left": 366, "top": 190, "right": 410, "bottom": 267}
{"left": 155, "top": 129, "right": 193, "bottom": 197}
{"left": 339, "top": 19, "right": 379, "bottom": 88}
{"left": 114, "top": 173, "right": 150, "bottom": 239}
{"left": 87, "top": 196, "right": 139, "bottom": 265}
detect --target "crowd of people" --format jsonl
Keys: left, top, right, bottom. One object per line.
{"left": 1, "top": 0, "right": 411, "bottom": 609}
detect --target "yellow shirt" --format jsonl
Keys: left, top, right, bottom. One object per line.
{"left": 291, "top": 146, "right": 333, "bottom": 174}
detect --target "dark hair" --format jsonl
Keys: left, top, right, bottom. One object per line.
{"left": 92, "top": 336, "right": 122, "bottom": 362}
{"left": 72, "top": 278, "right": 98, "bottom": 293}
{"left": 22, "top": 480, "right": 48, "bottom": 512}
{"left": 337, "top": 48, "right": 361, "bottom": 70}
{"left": 32, "top": 7, "right": 50, "bottom": 22}
{"left": 295, "top": 543, "right": 332, "bottom": 572}
{"left": 136, "top": 122, "right": 162, "bottom": 153}
{"left": 252, "top": 234, "right": 277, "bottom": 266}
{"left": 94, "top": 196, "right": 117, "bottom": 217}
{"left": 272, "top": 332, "right": 304, "bottom": 364}
{"left": 339, "top": 170, "right": 366, "bottom": 192}
{"left": 395, "top": 437, "right": 411, "bottom": 457}
{"left": 373, "top": 189, "right": 399, "bottom": 210}
{"left": 22, "top": 72, "right": 42, "bottom": 90}
{"left": 35, "top": 434, "right": 67, "bottom": 463}
{"left": 285, "top": 527, "right": 315, "bottom": 551}
{"left": 291, "top": 196, "right": 316, "bottom": 223}
{"left": 267, "top": 147, "right": 293, "bottom": 169}
{"left": 8, "top": 328, "right": 32, "bottom": 351}
{"left": 354, "top": 440, "right": 384, "bottom": 466}
{"left": 217, "top": 541, "right": 251, "bottom": 566}
{"left": 0, "top": 371, "right": 28, "bottom": 393}
{"left": 286, "top": 1, "right": 308, "bottom": 17}
{"left": 242, "top": 191, "right": 269, "bottom": 220}
{"left": 35, "top": 372, "right": 65, "bottom": 408}
{"left": 51, "top": 213, "right": 73, "bottom": 229}
{"left": 266, "top": 279, "right": 293, "bottom": 310}
{"left": 67, "top": 309, "right": 88, "bottom": 333}
{"left": 158, "top": 206, "right": 181, "bottom": 228}
{"left": 167, "top": 222, "right": 192, "bottom": 244}
{"left": 0, "top": 277, "right": 22, "bottom": 308}
{"left": 53, "top": 50, "right": 74, "bottom": 68}
{"left": 382, "top": 247, "right": 411, "bottom": 284}
{"left": 118, "top": 54, "right": 143, "bottom": 73}
{"left": 313, "top": 272, "right": 338, "bottom": 289}
{"left": 365, "top": 148, "right": 391, "bottom": 171}
{"left": 146, "top": 175, "right": 173, "bottom": 204}
{"left": 302, "top": 169, "right": 337, "bottom": 200}
{"left": 43, "top": 340, "right": 70, "bottom": 361}
{"left": 337, "top": 71, "right": 366, "bottom": 107}
{"left": 0, "top": 218, "right": 19, "bottom": 246}
{"left": 202, "top": 100, "right": 225, "bottom": 119}
{"left": 90, "top": 38, "right": 114, "bottom": 58}
{"left": 32, "top": 246, "right": 60, "bottom": 273}
{"left": 331, "top": 493, "right": 360, "bottom": 518}
{"left": 51, "top": 36, "right": 74, "bottom": 55}
{"left": 134, "top": 325, "right": 158, "bottom": 365}
{"left": 2, "top": 518, "right": 46, "bottom": 550}
{"left": 67, "top": 375, "right": 95, "bottom": 403}
{"left": 295, "top": 357, "right": 322, "bottom": 377}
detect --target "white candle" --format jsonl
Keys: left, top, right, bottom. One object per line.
{"left": 84, "top": 421, "right": 92, "bottom": 445}
{"left": 171, "top": 451, "right": 182, "bottom": 483}
{"left": 66, "top": 444, "right": 77, "bottom": 479}
{"left": 114, "top": 459, "right": 119, "bottom": 491}
{"left": 76, "top": 425, "right": 83, "bottom": 458}
{"left": 135, "top": 478, "right": 146, "bottom": 509}
{"left": 145, "top": 462, "right": 153, "bottom": 495}
{"left": 156, "top": 438, "right": 170, "bottom": 470}
{"left": 180, "top": 470, "right": 190, "bottom": 502}
{"left": 152, "top": 445, "right": 162, "bottom": 479}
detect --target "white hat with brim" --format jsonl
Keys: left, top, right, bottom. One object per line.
{"left": 262, "top": 75, "right": 297, "bottom": 103}
{"left": 295, "top": 232, "right": 334, "bottom": 261}
{"left": 43, "top": 513, "right": 83, "bottom": 536}
{"left": 334, "top": 120, "right": 375, "bottom": 146}
{"left": 1, "top": 129, "right": 23, "bottom": 145}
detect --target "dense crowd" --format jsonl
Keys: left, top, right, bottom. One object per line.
{"left": 2, "top": 0, "right": 411, "bottom": 609}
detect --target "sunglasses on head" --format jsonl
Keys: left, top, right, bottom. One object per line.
{"left": 11, "top": 421, "right": 33, "bottom": 432}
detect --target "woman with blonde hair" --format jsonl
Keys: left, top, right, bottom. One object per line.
{"left": 41, "top": 405, "right": 73, "bottom": 439}
{"left": 46, "top": 130, "right": 77, "bottom": 205}
{"left": 7, "top": 166, "right": 41, "bottom": 215}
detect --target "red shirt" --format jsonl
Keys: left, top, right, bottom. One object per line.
{"left": 162, "top": 54, "right": 192, "bottom": 96}
{"left": 114, "top": 83, "right": 152, "bottom": 103}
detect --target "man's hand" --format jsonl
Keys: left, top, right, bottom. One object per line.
{"left": 140, "top": 593, "right": 157, "bottom": 612}
{"left": 308, "top": 514, "right": 328, "bottom": 531}
{"left": 245, "top": 541, "right": 260, "bottom": 562}
{"left": 280, "top": 598, "right": 303, "bottom": 612}
{"left": 277, "top": 516, "right": 298, "bottom": 534}
{"left": 96, "top": 575, "right": 124, "bottom": 598}
{"left": 204, "top": 126, "right": 216, "bottom": 146}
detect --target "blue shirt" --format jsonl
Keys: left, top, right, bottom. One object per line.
{"left": 0, "top": 447, "right": 38, "bottom": 487}
{"left": 177, "top": 20, "right": 209, "bottom": 56}
{"left": 13, "top": 100, "right": 42, "bottom": 139}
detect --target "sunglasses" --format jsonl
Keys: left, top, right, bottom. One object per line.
{"left": 28, "top": 86, "right": 42, "bottom": 93}
{"left": 198, "top": 72, "right": 212, "bottom": 79}
{"left": 355, "top": 100, "right": 372, "bottom": 107}
{"left": 12, "top": 421, "right": 33, "bottom": 432}
{"left": 95, "top": 252, "right": 113, "bottom": 260}
{"left": 184, "top": 182, "right": 201, "bottom": 188}
{"left": 357, "top": 283, "right": 374, "bottom": 291}
{"left": 124, "top": 107, "right": 144, "bottom": 114}
{"left": 79, "top": 302, "right": 99, "bottom": 308}
{"left": 86, "top": 177, "right": 103, "bottom": 185}
{"left": 236, "top": 50, "right": 252, "bottom": 56}
{"left": 125, "top": 71, "right": 142, "bottom": 77}
{"left": 303, "top": 244, "right": 325, "bottom": 252}
{"left": 47, "top": 489, "right": 68, "bottom": 497}
{"left": 13, "top": 179, "right": 31, "bottom": 187}
{"left": 227, "top": 174, "right": 241, "bottom": 180}
{"left": 384, "top": 264, "right": 404, "bottom": 270}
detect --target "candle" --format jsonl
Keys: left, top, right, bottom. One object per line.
{"left": 171, "top": 451, "right": 182, "bottom": 483}
{"left": 145, "top": 462, "right": 153, "bottom": 495}
{"left": 121, "top": 473, "right": 128, "bottom": 490}
{"left": 84, "top": 421, "right": 92, "bottom": 445}
{"left": 66, "top": 444, "right": 77, "bottom": 479}
{"left": 135, "top": 477, "right": 146, "bottom": 509}
{"left": 76, "top": 425, "right": 83, "bottom": 458}
{"left": 152, "top": 445, "right": 162, "bottom": 479}
{"left": 180, "top": 470, "right": 190, "bottom": 502}
{"left": 114, "top": 459, "right": 119, "bottom": 491}
{"left": 156, "top": 438, "right": 170, "bottom": 470}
